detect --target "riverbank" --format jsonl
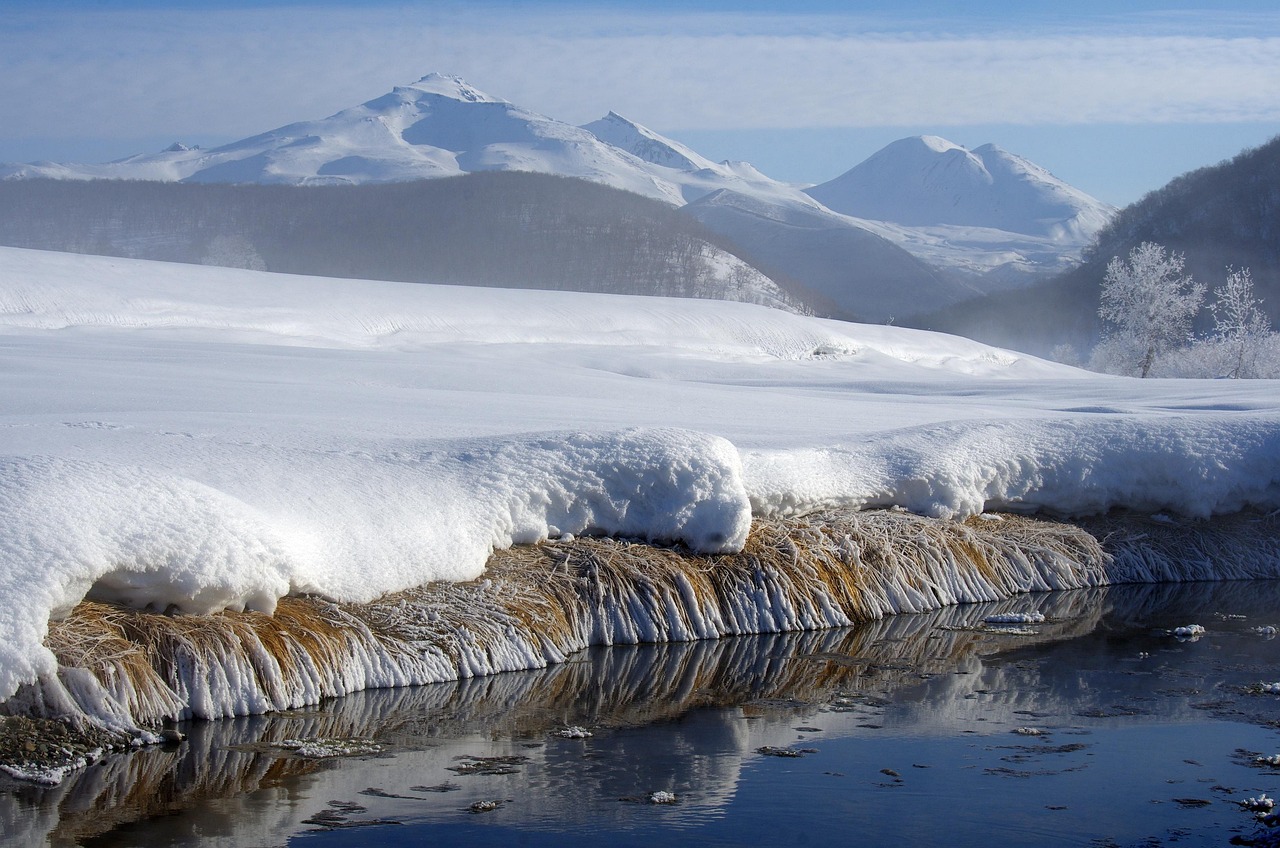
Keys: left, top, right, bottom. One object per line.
{"left": 4, "top": 580, "right": 1280, "bottom": 847}
{"left": 4, "top": 507, "right": 1278, "bottom": 786}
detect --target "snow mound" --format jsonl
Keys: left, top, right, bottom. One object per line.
{"left": 744, "top": 416, "right": 1280, "bottom": 521}
{"left": 0, "top": 428, "right": 749, "bottom": 702}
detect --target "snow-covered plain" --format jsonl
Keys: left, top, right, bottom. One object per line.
{"left": 2, "top": 246, "right": 1279, "bottom": 703}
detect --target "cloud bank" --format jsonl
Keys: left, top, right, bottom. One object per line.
{"left": 2, "top": 6, "right": 1279, "bottom": 145}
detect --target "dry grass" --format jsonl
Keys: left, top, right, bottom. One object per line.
{"left": 18, "top": 508, "right": 1279, "bottom": 730}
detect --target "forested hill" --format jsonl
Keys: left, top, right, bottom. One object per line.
{"left": 0, "top": 172, "right": 806, "bottom": 312}
{"left": 907, "top": 134, "right": 1280, "bottom": 356}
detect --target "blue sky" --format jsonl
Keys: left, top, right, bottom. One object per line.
{"left": 2, "top": 1, "right": 1278, "bottom": 206}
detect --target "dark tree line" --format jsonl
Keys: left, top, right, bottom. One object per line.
{"left": 0, "top": 172, "right": 805, "bottom": 310}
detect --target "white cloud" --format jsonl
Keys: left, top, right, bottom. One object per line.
{"left": 2, "top": 6, "right": 1279, "bottom": 143}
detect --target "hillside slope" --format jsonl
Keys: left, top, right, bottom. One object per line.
{"left": 912, "top": 135, "right": 1280, "bottom": 356}
{"left": 0, "top": 173, "right": 802, "bottom": 311}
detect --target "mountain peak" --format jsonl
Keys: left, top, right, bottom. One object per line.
{"left": 805, "top": 135, "right": 1114, "bottom": 240}
{"left": 580, "top": 112, "right": 716, "bottom": 173}
{"left": 402, "top": 73, "right": 504, "bottom": 104}
{"left": 914, "top": 135, "right": 966, "bottom": 154}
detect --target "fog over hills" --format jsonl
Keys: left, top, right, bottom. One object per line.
{"left": 682, "top": 190, "right": 966, "bottom": 322}
{"left": 912, "top": 134, "right": 1280, "bottom": 356}
{"left": 0, "top": 73, "right": 1115, "bottom": 318}
{"left": 0, "top": 174, "right": 803, "bottom": 313}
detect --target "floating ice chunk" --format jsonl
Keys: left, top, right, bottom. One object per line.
{"left": 984, "top": 612, "right": 1046, "bottom": 625}
{"left": 277, "top": 738, "right": 383, "bottom": 758}
{"left": 648, "top": 791, "right": 678, "bottom": 805}
{"left": 1252, "top": 626, "right": 1278, "bottom": 638}
{"left": 1255, "top": 754, "right": 1280, "bottom": 767}
{"left": 0, "top": 762, "right": 77, "bottom": 786}
{"left": 555, "top": 726, "right": 593, "bottom": 739}
{"left": 1172, "top": 624, "right": 1206, "bottom": 639}
{"left": 1261, "top": 682, "right": 1280, "bottom": 695}
{"left": 1243, "top": 793, "right": 1275, "bottom": 812}
{"left": 1012, "top": 727, "right": 1045, "bottom": 736}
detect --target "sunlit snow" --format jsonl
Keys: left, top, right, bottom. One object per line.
{"left": 1, "top": 245, "right": 1279, "bottom": 701}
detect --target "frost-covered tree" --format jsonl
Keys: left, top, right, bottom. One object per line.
{"left": 202, "top": 233, "right": 266, "bottom": 271}
{"left": 1208, "top": 266, "right": 1271, "bottom": 378}
{"left": 1049, "top": 343, "right": 1081, "bottom": 367}
{"left": 1095, "top": 242, "right": 1204, "bottom": 377}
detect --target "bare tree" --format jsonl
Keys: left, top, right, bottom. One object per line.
{"left": 1096, "top": 242, "right": 1204, "bottom": 377}
{"left": 1209, "top": 266, "right": 1272, "bottom": 378}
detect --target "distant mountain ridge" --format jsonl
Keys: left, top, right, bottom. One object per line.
{"left": 0, "top": 73, "right": 1114, "bottom": 318}
{"left": 805, "top": 135, "right": 1113, "bottom": 242}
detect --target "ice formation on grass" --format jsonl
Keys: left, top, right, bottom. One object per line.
{"left": 1, "top": 247, "right": 1280, "bottom": 722}
{"left": 13, "top": 509, "right": 1279, "bottom": 731}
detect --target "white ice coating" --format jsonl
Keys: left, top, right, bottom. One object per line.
{"left": 2, "top": 246, "right": 1280, "bottom": 703}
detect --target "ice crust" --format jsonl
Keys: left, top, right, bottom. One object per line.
{"left": 2, "top": 246, "right": 1280, "bottom": 702}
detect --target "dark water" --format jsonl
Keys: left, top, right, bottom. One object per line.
{"left": 4, "top": 582, "right": 1280, "bottom": 848}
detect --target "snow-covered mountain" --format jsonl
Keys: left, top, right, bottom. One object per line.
{"left": 805, "top": 135, "right": 1115, "bottom": 242}
{"left": 0, "top": 74, "right": 1115, "bottom": 308}
{"left": 0, "top": 74, "right": 686, "bottom": 205}
{"left": 578, "top": 111, "right": 795, "bottom": 204}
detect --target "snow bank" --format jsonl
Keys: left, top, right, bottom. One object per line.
{"left": 0, "top": 430, "right": 749, "bottom": 702}
{"left": 744, "top": 416, "right": 1280, "bottom": 520}
{"left": 2, "top": 247, "right": 1279, "bottom": 707}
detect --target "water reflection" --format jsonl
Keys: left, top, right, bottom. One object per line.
{"left": 4, "top": 582, "right": 1280, "bottom": 847}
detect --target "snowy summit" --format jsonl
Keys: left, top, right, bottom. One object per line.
{"left": 805, "top": 135, "right": 1115, "bottom": 242}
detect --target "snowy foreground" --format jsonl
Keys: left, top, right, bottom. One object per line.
{"left": 2, "top": 246, "right": 1280, "bottom": 706}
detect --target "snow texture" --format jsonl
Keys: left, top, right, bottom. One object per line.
{"left": 0, "top": 246, "right": 1278, "bottom": 704}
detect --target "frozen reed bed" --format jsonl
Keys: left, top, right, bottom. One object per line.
{"left": 5, "top": 508, "right": 1278, "bottom": 740}
{"left": 3, "top": 594, "right": 1115, "bottom": 847}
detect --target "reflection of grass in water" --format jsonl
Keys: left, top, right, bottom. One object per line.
{"left": 14, "top": 509, "right": 1280, "bottom": 838}
{"left": 18, "top": 578, "right": 1280, "bottom": 848}
{"left": 22, "top": 591, "right": 1113, "bottom": 847}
